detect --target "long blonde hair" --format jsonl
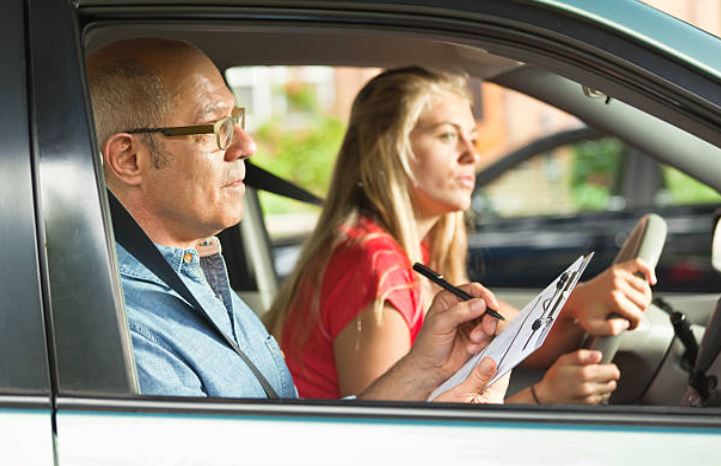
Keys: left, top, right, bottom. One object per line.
{"left": 265, "top": 66, "right": 472, "bottom": 353}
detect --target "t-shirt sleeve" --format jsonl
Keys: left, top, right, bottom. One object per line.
{"left": 321, "top": 238, "right": 420, "bottom": 339}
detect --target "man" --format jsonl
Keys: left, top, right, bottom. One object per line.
{"left": 87, "top": 37, "right": 505, "bottom": 401}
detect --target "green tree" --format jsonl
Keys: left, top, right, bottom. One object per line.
{"left": 252, "top": 115, "right": 345, "bottom": 214}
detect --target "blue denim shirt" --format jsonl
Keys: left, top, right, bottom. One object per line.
{"left": 116, "top": 239, "right": 297, "bottom": 398}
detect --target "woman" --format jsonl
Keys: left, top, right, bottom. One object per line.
{"left": 265, "top": 66, "right": 655, "bottom": 403}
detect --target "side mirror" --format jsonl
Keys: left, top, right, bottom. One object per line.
{"left": 712, "top": 209, "right": 721, "bottom": 273}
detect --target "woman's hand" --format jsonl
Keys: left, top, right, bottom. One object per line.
{"left": 532, "top": 349, "right": 620, "bottom": 404}
{"left": 564, "top": 258, "right": 657, "bottom": 335}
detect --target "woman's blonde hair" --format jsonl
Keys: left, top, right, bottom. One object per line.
{"left": 265, "top": 66, "right": 472, "bottom": 353}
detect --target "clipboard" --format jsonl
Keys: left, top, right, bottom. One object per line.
{"left": 428, "top": 252, "right": 595, "bottom": 401}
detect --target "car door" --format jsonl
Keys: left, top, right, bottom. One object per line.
{"left": 0, "top": 1, "right": 54, "bottom": 464}
{"left": 27, "top": 1, "right": 721, "bottom": 465}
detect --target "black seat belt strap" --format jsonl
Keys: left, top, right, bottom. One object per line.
{"left": 108, "top": 192, "right": 278, "bottom": 399}
{"left": 245, "top": 161, "right": 324, "bottom": 206}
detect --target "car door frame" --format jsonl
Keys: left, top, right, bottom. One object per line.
{"left": 0, "top": 0, "right": 55, "bottom": 464}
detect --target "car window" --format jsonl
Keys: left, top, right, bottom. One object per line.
{"left": 225, "top": 65, "right": 380, "bottom": 239}
{"left": 476, "top": 137, "right": 624, "bottom": 219}
{"left": 75, "top": 0, "right": 721, "bottom": 414}
{"left": 474, "top": 136, "right": 721, "bottom": 222}
{"left": 225, "top": 65, "right": 381, "bottom": 277}
{"left": 47, "top": 7, "right": 721, "bottom": 465}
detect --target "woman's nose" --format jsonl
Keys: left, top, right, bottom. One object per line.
{"left": 459, "top": 134, "right": 480, "bottom": 165}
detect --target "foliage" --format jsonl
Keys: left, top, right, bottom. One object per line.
{"left": 663, "top": 167, "right": 721, "bottom": 204}
{"left": 281, "top": 82, "right": 318, "bottom": 113}
{"left": 252, "top": 115, "right": 345, "bottom": 214}
{"left": 570, "top": 137, "right": 623, "bottom": 211}
{"left": 570, "top": 136, "right": 721, "bottom": 210}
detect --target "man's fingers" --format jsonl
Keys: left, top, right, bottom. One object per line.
{"left": 458, "top": 356, "right": 497, "bottom": 393}
{"left": 458, "top": 283, "right": 501, "bottom": 311}
{"left": 429, "top": 292, "right": 485, "bottom": 330}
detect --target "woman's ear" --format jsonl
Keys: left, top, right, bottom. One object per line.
{"left": 103, "top": 133, "right": 148, "bottom": 186}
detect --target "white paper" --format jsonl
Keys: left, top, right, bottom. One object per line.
{"left": 428, "top": 253, "right": 594, "bottom": 400}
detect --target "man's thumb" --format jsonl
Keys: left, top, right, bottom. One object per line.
{"left": 461, "top": 356, "right": 497, "bottom": 392}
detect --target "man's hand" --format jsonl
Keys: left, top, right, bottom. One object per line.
{"left": 564, "top": 258, "right": 657, "bottom": 335}
{"left": 358, "top": 282, "right": 501, "bottom": 401}
{"left": 435, "top": 357, "right": 509, "bottom": 404}
{"left": 409, "top": 283, "right": 501, "bottom": 385}
{"left": 532, "top": 350, "right": 620, "bottom": 404}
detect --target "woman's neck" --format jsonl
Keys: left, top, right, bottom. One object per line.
{"left": 414, "top": 213, "right": 441, "bottom": 241}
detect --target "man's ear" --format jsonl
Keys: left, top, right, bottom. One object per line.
{"left": 103, "top": 133, "right": 150, "bottom": 186}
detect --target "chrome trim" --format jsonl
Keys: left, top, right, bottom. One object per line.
{"left": 0, "top": 396, "right": 53, "bottom": 409}
{"left": 57, "top": 397, "right": 721, "bottom": 429}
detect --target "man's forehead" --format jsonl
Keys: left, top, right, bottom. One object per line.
{"left": 172, "top": 67, "right": 235, "bottom": 121}
{"left": 193, "top": 98, "right": 233, "bottom": 120}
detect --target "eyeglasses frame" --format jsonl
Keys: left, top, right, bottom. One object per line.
{"left": 124, "top": 107, "right": 246, "bottom": 150}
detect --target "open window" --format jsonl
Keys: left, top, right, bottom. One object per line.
{"left": 33, "top": 1, "right": 721, "bottom": 463}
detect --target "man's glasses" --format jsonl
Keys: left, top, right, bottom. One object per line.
{"left": 125, "top": 107, "right": 246, "bottom": 151}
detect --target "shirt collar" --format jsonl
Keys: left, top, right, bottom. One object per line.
{"left": 156, "top": 237, "right": 222, "bottom": 273}
{"left": 116, "top": 237, "right": 222, "bottom": 281}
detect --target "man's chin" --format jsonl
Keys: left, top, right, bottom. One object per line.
{"left": 221, "top": 210, "right": 245, "bottom": 231}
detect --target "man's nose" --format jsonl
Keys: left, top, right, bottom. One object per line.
{"left": 224, "top": 125, "right": 256, "bottom": 162}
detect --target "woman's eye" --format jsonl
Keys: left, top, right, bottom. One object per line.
{"left": 438, "top": 132, "right": 459, "bottom": 143}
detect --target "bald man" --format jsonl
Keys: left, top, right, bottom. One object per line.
{"left": 87, "top": 38, "right": 505, "bottom": 401}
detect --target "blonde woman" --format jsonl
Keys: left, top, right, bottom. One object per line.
{"left": 266, "top": 66, "right": 656, "bottom": 403}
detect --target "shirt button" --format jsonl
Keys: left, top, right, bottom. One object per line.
{"left": 183, "top": 252, "right": 193, "bottom": 264}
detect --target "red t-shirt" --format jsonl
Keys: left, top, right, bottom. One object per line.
{"left": 281, "top": 217, "right": 427, "bottom": 399}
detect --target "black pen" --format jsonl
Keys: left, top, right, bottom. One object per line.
{"left": 412, "top": 262, "right": 505, "bottom": 320}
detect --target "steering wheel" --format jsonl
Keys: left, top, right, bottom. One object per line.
{"left": 583, "top": 213, "right": 668, "bottom": 402}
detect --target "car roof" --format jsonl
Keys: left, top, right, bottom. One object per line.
{"left": 79, "top": 0, "right": 721, "bottom": 79}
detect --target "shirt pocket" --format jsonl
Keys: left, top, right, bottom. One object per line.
{"left": 263, "top": 334, "right": 294, "bottom": 398}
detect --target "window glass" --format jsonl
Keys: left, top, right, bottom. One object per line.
{"left": 661, "top": 166, "right": 721, "bottom": 205}
{"left": 475, "top": 137, "right": 721, "bottom": 222}
{"left": 225, "top": 66, "right": 380, "bottom": 245}
{"left": 476, "top": 138, "right": 624, "bottom": 219}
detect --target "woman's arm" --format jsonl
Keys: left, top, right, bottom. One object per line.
{"left": 334, "top": 303, "right": 412, "bottom": 397}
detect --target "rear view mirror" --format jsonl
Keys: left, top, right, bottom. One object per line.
{"left": 712, "top": 210, "right": 721, "bottom": 273}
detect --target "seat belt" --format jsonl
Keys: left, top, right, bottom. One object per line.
{"left": 108, "top": 192, "right": 279, "bottom": 399}
{"left": 245, "top": 161, "right": 324, "bottom": 206}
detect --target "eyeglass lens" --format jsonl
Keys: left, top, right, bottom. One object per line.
{"left": 218, "top": 110, "right": 244, "bottom": 150}
{"left": 219, "top": 117, "right": 234, "bottom": 149}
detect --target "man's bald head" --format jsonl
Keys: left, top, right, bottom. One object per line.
{"left": 87, "top": 38, "right": 214, "bottom": 168}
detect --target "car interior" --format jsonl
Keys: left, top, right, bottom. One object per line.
{"left": 84, "top": 20, "right": 721, "bottom": 408}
